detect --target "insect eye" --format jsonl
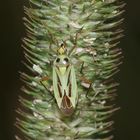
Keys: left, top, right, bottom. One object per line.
{"left": 64, "top": 58, "right": 69, "bottom": 62}
{"left": 56, "top": 58, "right": 60, "bottom": 63}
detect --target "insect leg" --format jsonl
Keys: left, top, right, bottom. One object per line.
{"left": 80, "top": 61, "right": 84, "bottom": 74}
{"left": 85, "top": 83, "right": 92, "bottom": 99}
{"left": 69, "top": 26, "right": 84, "bottom": 55}
{"left": 40, "top": 77, "right": 51, "bottom": 93}
{"left": 40, "top": 78, "right": 54, "bottom": 102}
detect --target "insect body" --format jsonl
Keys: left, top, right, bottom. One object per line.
{"left": 53, "top": 45, "right": 77, "bottom": 116}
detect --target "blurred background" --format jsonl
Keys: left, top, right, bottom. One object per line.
{"left": 0, "top": 0, "right": 140, "bottom": 140}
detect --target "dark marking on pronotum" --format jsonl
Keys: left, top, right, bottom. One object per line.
{"left": 64, "top": 57, "right": 69, "bottom": 63}
{"left": 56, "top": 58, "right": 60, "bottom": 63}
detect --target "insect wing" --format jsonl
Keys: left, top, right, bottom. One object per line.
{"left": 68, "top": 65, "right": 77, "bottom": 108}
{"left": 53, "top": 64, "right": 77, "bottom": 114}
{"left": 53, "top": 66, "right": 63, "bottom": 108}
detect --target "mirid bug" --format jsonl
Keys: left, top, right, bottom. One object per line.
{"left": 41, "top": 44, "right": 78, "bottom": 116}
{"left": 53, "top": 44, "right": 77, "bottom": 116}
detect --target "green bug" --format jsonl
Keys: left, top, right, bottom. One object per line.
{"left": 41, "top": 44, "right": 78, "bottom": 116}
